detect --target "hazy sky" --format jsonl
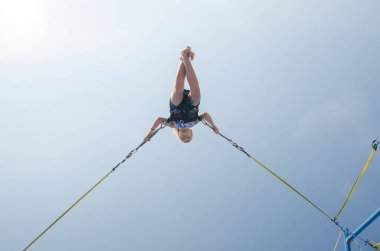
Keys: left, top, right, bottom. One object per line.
{"left": 1, "top": 0, "right": 379, "bottom": 250}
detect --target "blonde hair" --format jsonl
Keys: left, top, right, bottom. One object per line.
{"left": 173, "top": 128, "right": 193, "bottom": 143}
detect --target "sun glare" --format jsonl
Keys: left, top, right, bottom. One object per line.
{"left": 0, "top": 0, "right": 51, "bottom": 55}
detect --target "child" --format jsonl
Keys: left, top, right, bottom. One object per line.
{"left": 144, "top": 46, "right": 219, "bottom": 143}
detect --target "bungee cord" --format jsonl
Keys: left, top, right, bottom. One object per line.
{"left": 23, "top": 119, "right": 378, "bottom": 250}
{"left": 201, "top": 119, "right": 379, "bottom": 250}
{"left": 23, "top": 124, "right": 166, "bottom": 251}
{"left": 201, "top": 119, "right": 335, "bottom": 222}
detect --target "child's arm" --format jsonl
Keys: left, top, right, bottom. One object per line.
{"left": 199, "top": 112, "right": 219, "bottom": 134}
{"left": 144, "top": 117, "right": 168, "bottom": 142}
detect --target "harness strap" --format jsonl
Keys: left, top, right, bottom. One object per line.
{"left": 334, "top": 139, "right": 378, "bottom": 221}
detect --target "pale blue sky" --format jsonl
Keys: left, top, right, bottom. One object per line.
{"left": 1, "top": 0, "right": 379, "bottom": 250}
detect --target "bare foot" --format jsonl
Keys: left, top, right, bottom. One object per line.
{"left": 180, "top": 46, "right": 195, "bottom": 61}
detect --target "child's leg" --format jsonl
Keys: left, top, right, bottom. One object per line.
{"left": 183, "top": 58, "right": 201, "bottom": 106}
{"left": 170, "top": 62, "right": 186, "bottom": 106}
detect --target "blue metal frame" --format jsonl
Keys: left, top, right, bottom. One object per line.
{"left": 343, "top": 228, "right": 352, "bottom": 251}
{"left": 343, "top": 208, "right": 380, "bottom": 250}
{"left": 347, "top": 208, "right": 380, "bottom": 242}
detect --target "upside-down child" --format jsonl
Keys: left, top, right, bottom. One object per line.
{"left": 145, "top": 46, "right": 219, "bottom": 143}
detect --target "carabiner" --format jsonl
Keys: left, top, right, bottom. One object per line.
{"left": 372, "top": 138, "right": 379, "bottom": 151}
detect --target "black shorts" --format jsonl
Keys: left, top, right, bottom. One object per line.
{"left": 169, "top": 89, "right": 199, "bottom": 121}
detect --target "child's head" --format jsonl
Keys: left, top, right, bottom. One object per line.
{"left": 174, "top": 128, "right": 193, "bottom": 143}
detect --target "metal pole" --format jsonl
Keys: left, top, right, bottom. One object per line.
{"left": 347, "top": 208, "right": 380, "bottom": 242}
{"left": 343, "top": 228, "right": 351, "bottom": 251}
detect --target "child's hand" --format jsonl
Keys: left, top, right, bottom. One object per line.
{"left": 213, "top": 126, "right": 219, "bottom": 134}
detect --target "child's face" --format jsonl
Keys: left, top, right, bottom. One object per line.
{"left": 179, "top": 129, "right": 192, "bottom": 143}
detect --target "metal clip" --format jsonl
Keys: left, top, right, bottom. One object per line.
{"left": 126, "top": 151, "right": 134, "bottom": 159}
{"left": 230, "top": 140, "right": 244, "bottom": 152}
{"left": 372, "top": 138, "right": 379, "bottom": 151}
{"left": 237, "top": 145, "right": 245, "bottom": 152}
{"left": 332, "top": 218, "right": 339, "bottom": 225}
